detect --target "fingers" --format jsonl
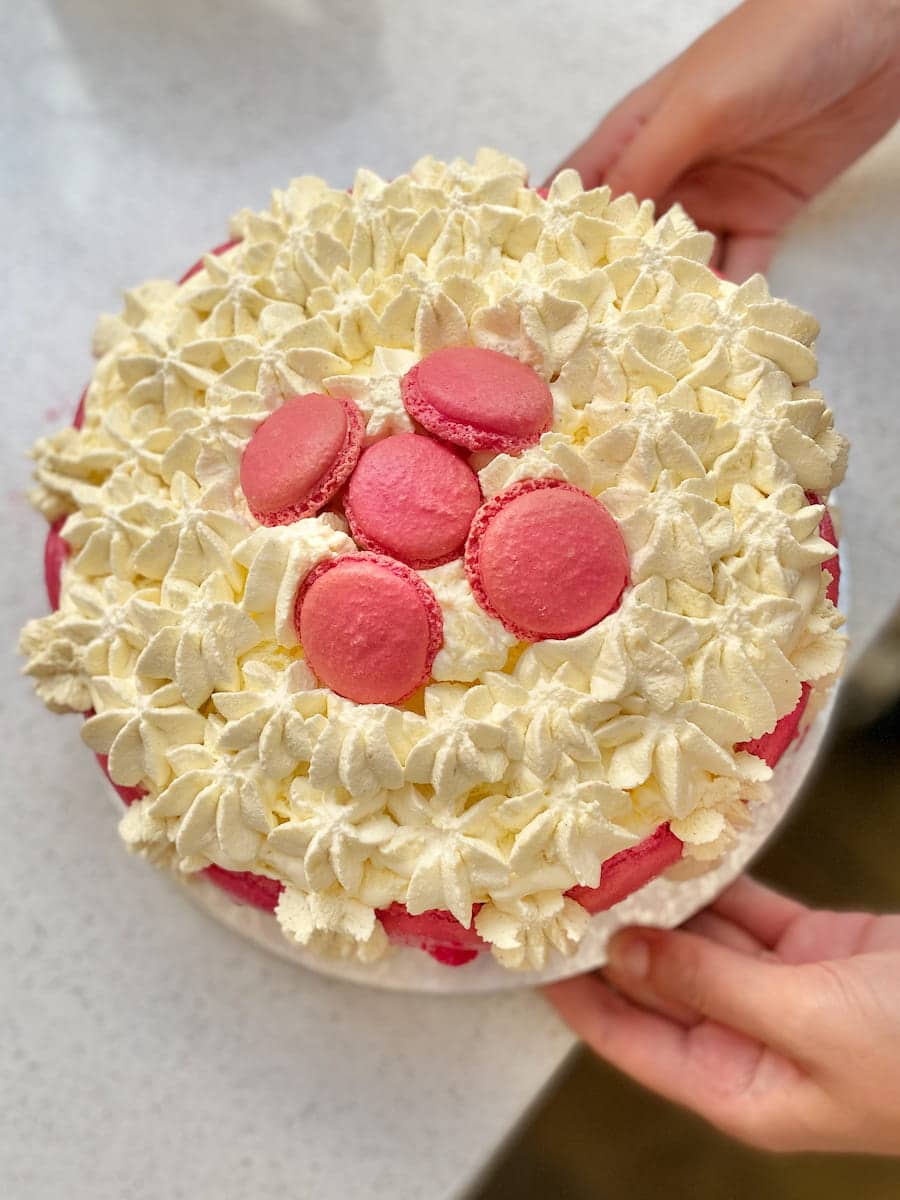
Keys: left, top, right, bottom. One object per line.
{"left": 711, "top": 877, "right": 806, "bottom": 948}
{"left": 682, "top": 910, "right": 769, "bottom": 957}
{"left": 543, "top": 972, "right": 700, "bottom": 1106}
{"left": 547, "top": 98, "right": 655, "bottom": 190}
{"left": 543, "top": 971, "right": 797, "bottom": 1129}
{"left": 544, "top": 70, "right": 670, "bottom": 189}
{"left": 720, "top": 233, "right": 779, "bottom": 282}
{"left": 603, "top": 925, "right": 809, "bottom": 1055}
{"left": 610, "top": 909, "right": 775, "bottom": 1025}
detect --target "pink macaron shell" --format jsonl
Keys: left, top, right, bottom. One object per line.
{"left": 344, "top": 433, "right": 482, "bottom": 569}
{"left": 240, "top": 393, "right": 363, "bottom": 526}
{"left": 402, "top": 346, "right": 553, "bottom": 454}
{"left": 808, "top": 493, "right": 841, "bottom": 606}
{"left": 567, "top": 824, "right": 684, "bottom": 915}
{"left": 203, "top": 864, "right": 285, "bottom": 912}
{"left": 296, "top": 553, "right": 443, "bottom": 705}
{"left": 376, "top": 902, "right": 486, "bottom": 965}
{"left": 44, "top": 517, "right": 70, "bottom": 612}
{"left": 736, "top": 683, "right": 812, "bottom": 769}
{"left": 178, "top": 237, "right": 242, "bottom": 285}
{"left": 96, "top": 747, "right": 147, "bottom": 806}
{"left": 822, "top": 560, "right": 840, "bottom": 607}
{"left": 73, "top": 386, "right": 87, "bottom": 431}
{"left": 465, "top": 479, "right": 629, "bottom": 641}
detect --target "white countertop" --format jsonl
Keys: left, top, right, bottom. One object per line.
{"left": 3, "top": 2, "right": 898, "bottom": 1197}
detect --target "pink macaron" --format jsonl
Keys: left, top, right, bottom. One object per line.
{"left": 344, "top": 433, "right": 482, "bottom": 569}
{"left": 240, "top": 393, "right": 364, "bottom": 526}
{"left": 401, "top": 346, "right": 553, "bottom": 454}
{"left": 295, "top": 553, "right": 443, "bottom": 705}
{"left": 806, "top": 491, "right": 840, "bottom": 606}
{"left": 178, "top": 237, "right": 242, "bottom": 285}
{"left": 566, "top": 824, "right": 683, "bottom": 914}
{"left": 376, "top": 902, "right": 486, "bottom": 966}
{"left": 73, "top": 386, "right": 87, "bottom": 431}
{"left": 203, "top": 865, "right": 285, "bottom": 912}
{"left": 96, "top": 747, "right": 147, "bottom": 806}
{"left": 44, "top": 517, "right": 70, "bottom": 612}
{"left": 465, "top": 479, "right": 629, "bottom": 641}
{"left": 737, "top": 683, "right": 812, "bottom": 768}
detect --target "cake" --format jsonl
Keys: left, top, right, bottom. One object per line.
{"left": 20, "top": 150, "right": 848, "bottom": 971}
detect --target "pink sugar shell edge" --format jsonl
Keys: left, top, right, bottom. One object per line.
{"left": 204, "top": 864, "right": 285, "bottom": 912}
{"left": 376, "top": 902, "right": 486, "bottom": 966}
{"left": 44, "top": 518, "right": 69, "bottom": 611}
{"left": 246, "top": 395, "right": 364, "bottom": 527}
{"left": 737, "top": 683, "right": 812, "bottom": 769}
{"left": 401, "top": 358, "right": 552, "bottom": 455}
{"left": 464, "top": 477, "right": 628, "bottom": 641}
{"left": 567, "top": 824, "right": 684, "bottom": 914}
{"left": 294, "top": 552, "right": 444, "bottom": 704}
{"left": 815, "top": 502, "right": 840, "bottom": 606}
{"left": 178, "top": 237, "right": 242, "bottom": 285}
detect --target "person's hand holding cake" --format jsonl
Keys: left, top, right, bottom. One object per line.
{"left": 553, "top": 0, "right": 900, "bottom": 280}
{"left": 547, "top": 877, "right": 900, "bottom": 1154}
{"left": 545, "top": 0, "right": 900, "bottom": 1154}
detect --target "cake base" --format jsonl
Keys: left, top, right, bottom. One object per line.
{"left": 107, "top": 672, "right": 840, "bottom": 993}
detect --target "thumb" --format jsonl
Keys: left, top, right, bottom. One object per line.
{"left": 606, "top": 926, "right": 809, "bottom": 1052}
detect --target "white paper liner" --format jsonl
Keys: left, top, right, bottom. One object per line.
{"left": 107, "top": 674, "right": 839, "bottom": 993}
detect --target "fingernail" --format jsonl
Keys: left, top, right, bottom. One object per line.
{"left": 608, "top": 933, "right": 650, "bottom": 980}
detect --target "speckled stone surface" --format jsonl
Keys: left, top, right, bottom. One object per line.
{"left": 2, "top": 2, "right": 898, "bottom": 1197}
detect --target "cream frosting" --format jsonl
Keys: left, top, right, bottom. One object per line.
{"left": 21, "top": 150, "right": 848, "bottom": 969}
{"left": 418, "top": 560, "right": 517, "bottom": 682}
{"left": 150, "top": 728, "right": 276, "bottom": 868}
{"left": 275, "top": 886, "right": 389, "bottom": 963}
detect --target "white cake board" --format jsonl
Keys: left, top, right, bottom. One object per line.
{"left": 109, "top": 673, "right": 840, "bottom": 994}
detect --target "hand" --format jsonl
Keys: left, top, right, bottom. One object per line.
{"left": 551, "top": 0, "right": 900, "bottom": 279}
{"left": 544, "top": 877, "right": 900, "bottom": 1154}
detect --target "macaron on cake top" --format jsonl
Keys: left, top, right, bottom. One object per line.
{"left": 22, "top": 150, "right": 848, "bottom": 973}
{"left": 240, "top": 392, "right": 363, "bottom": 525}
{"left": 401, "top": 345, "right": 553, "bottom": 452}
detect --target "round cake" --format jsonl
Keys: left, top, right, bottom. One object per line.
{"left": 20, "top": 150, "right": 848, "bottom": 972}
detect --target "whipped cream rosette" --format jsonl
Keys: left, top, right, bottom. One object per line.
{"left": 21, "top": 150, "right": 847, "bottom": 979}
